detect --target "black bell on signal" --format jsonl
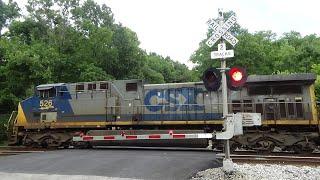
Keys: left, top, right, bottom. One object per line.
{"left": 202, "top": 67, "right": 221, "bottom": 91}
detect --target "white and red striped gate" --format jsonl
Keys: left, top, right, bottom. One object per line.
{"left": 73, "top": 130, "right": 213, "bottom": 142}
{"left": 72, "top": 113, "right": 261, "bottom": 142}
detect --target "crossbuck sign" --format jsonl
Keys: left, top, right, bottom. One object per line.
{"left": 206, "top": 14, "right": 238, "bottom": 59}
{"left": 206, "top": 15, "right": 238, "bottom": 47}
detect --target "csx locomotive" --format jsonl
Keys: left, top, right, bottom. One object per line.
{"left": 7, "top": 72, "right": 320, "bottom": 152}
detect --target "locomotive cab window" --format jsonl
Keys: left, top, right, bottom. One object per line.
{"left": 38, "top": 87, "right": 56, "bottom": 99}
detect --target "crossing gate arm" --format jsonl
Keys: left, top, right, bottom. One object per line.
{"left": 72, "top": 113, "right": 261, "bottom": 142}
{"left": 73, "top": 132, "right": 213, "bottom": 142}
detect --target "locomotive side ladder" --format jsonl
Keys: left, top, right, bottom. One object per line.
{"left": 6, "top": 111, "right": 18, "bottom": 145}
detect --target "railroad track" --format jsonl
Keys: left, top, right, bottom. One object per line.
{"left": 1, "top": 145, "right": 319, "bottom": 163}
{"left": 217, "top": 153, "right": 320, "bottom": 165}
{"left": 0, "top": 146, "right": 46, "bottom": 156}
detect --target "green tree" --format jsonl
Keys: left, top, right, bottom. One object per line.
{"left": 0, "top": 0, "right": 20, "bottom": 36}
{"left": 191, "top": 11, "right": 320, "bottom": 77}
{"left": 311, "top": 64, "right": 320, "bottom": 101}
{"left": 144, "top": 52, "right": 196, "bottom": 83}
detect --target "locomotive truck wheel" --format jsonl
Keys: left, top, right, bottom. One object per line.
{"left": 39, "top": 136, "right": 61, "bottom": 148}
{"left": 74, "top": 141, "right": 92, "bottom": 149}
{"left": 255, "top": 139, "right": 276, "bottom": 153}
{"left": 22, "top": 136, "right": 34, "bottom": 147}
{"left": 292, "top": 145, "right": 303, "bottom": 154}
{"left": 61, "top": 141, "right": 71, "bottom": 149}
{"left": 267, "top": 144, "right": 275, "bottom": 153}
{"left": 295, "top": 141, "right": 316, "bottom": 153}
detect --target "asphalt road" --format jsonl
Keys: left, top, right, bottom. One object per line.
{"left": 0, "top": 148, "right": 220, "bottom": 180}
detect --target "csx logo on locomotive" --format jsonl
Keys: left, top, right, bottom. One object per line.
{"left": 144, "top": 89, "right": 204, "bottom": 112}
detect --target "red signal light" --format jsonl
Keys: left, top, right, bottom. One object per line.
{"left": 230, "top": 68, "right": 243, "bottom": 82}
{"left": 227, "top": 67, "right": 247, "bottom": 90}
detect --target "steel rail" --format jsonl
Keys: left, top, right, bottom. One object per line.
{"left": 216, "top": 153, "right": 320, "bottom": 164}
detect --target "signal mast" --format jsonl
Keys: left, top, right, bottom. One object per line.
{"left": 202, "top": 9, "right": 247, "bottom": 172}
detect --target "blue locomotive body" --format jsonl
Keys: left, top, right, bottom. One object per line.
{"left": 17, "top": 80, "right": 224, "bottom": 129}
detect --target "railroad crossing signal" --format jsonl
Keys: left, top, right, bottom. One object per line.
{"left": 202, "top": 66, "right": 247, "bottom": 91}
{"left": 205, "top": 15, "right": 238, "bottom": 47}
{"left": 204, "top": 9, "right": 240, "bottom": 173}
{"left": 207, "top": 19, "right": 239, "bottom": 46}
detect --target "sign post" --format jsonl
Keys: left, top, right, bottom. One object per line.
{"left": 205, "top": 9, "right": 238, "bottom": 172}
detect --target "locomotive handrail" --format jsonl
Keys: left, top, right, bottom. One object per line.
{"left": 102, "top": 101, "right": 313, "bottom": 121}
{"left": 6, "top": 111, "right": 18, "bottom": 144}
{"left": 51, "top": 90, "right": 314, "bottom": 106}
{"left": 6, "top": 111, "right": 17, "bottom": 132}
{"left": 103, "top": 101, "right": 312, "bottom": 108}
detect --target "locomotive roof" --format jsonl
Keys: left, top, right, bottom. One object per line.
{"left": 246, "top": 73, "right": 316, "bottom": 84}
{"left": 35, "top": 73, "right": 317, "bottom": 88}
{"left": 144, "top": 82, "right": 198, "bottom": 87}
{"left": 145, "top": 73, "right": 317, "bottom": 87}
{"left": 36, "top": 83, "right": 66, "bottom": 90}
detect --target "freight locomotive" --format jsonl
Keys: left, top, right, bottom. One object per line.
{"left": 7, "top": 73, "right": 320, "bottom": 153}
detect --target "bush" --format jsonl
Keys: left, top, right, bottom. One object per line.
{"left": 0, "top": 114, "right": 9, "bottom": 143}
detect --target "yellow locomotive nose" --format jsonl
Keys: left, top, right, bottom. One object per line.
{"left": 16, "top": 103, "right": 27, "bottom": 127}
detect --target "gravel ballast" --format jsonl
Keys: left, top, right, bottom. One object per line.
{"left": 0, "top": 172, "right": 141, "bottom": 180}
{"left": 192, "top": 163, "right": 320, "bottom": 180}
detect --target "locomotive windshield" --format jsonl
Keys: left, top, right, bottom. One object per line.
{"left": 37, "top": 87, "right": 56, "bottom": 98}
{"left": 36, "top": 84, "right": 62, "bottom": 98}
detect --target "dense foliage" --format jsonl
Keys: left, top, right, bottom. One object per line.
{"left": 0, "top": 114, "right": 9, "bottom": 142}
{"left": 0, "top": 0, "right": 195, "bottom": 113}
